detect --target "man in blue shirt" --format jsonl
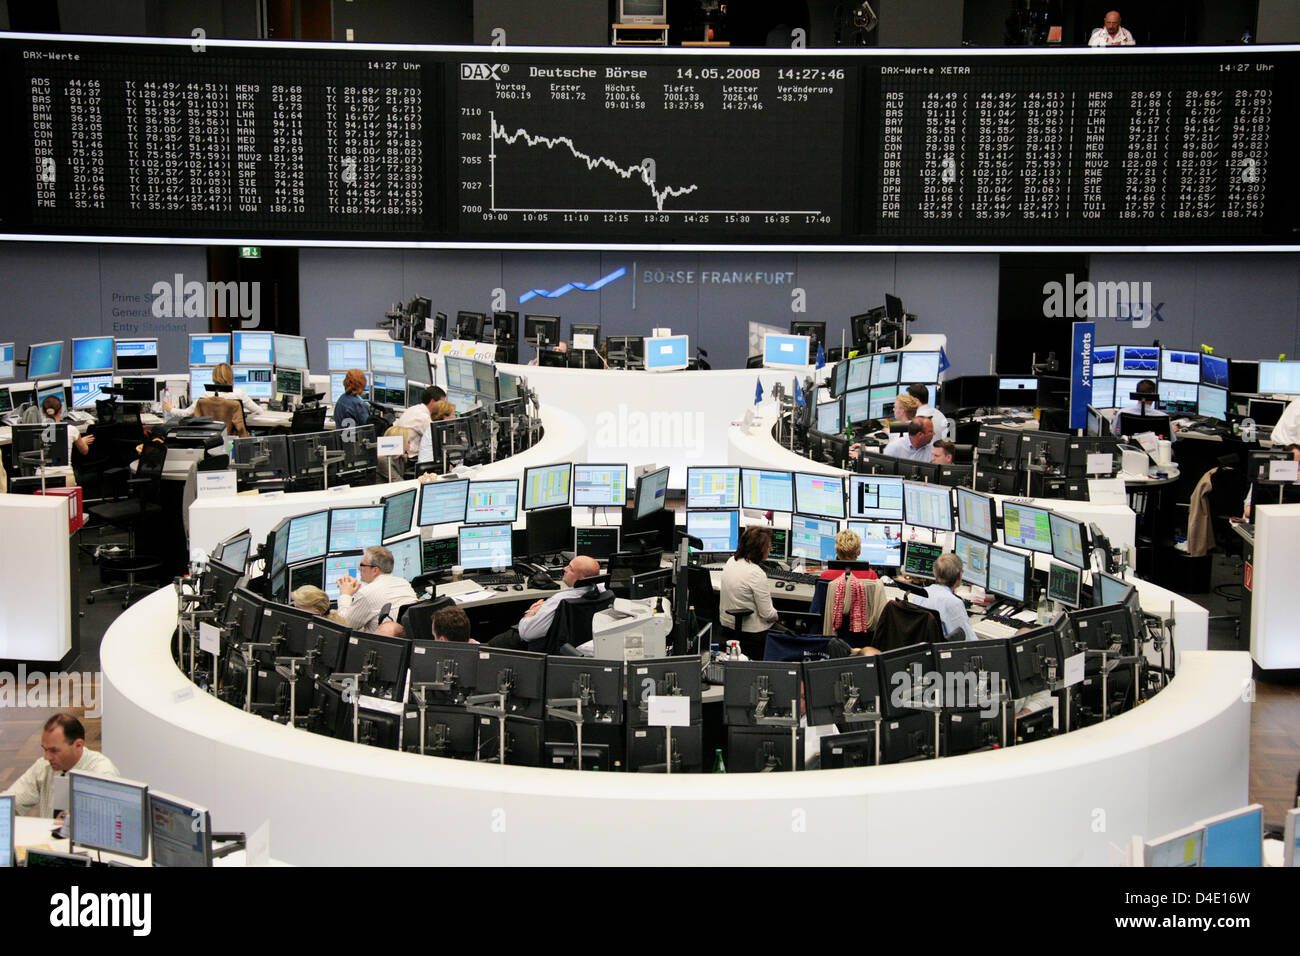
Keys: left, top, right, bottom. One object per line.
{"left": 884, "top": 416, "right": 935, "bottom": 461}
{"left": 916, "top": 552, "right": 975, "bottom": 641}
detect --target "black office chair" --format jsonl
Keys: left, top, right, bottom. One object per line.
{"left": 721, "top": 608, "right": 764, "bottom": 660}
{"left": 397, "top": 596, "right": 452, "bottom": 642}
{"left": 291, "top": 405, "right": 327, "bottom": 434}
{"left": 540, "top": 583, "right": 616, "bottom": 654}
{"left": 871, "top": 600, "right": 943, "bottom": 651}
{"left": 85, "top": 441, "right": 167, "bottom": 607}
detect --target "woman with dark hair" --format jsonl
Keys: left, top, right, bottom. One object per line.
{"left": 719, "top": 525, "right": 779, "bottom": 659}
{"left": 40, "top": 394, "right": 93, "bottom": 457}
{"left": 333, "top": 368, "right": 370, "bottom": 427}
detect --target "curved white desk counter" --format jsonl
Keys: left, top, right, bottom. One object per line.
{"left": 103, "top": 585, "right": 1247, "bottom": 867}
{"left": 0, "top": 495, "right": 74, "bottom": 665}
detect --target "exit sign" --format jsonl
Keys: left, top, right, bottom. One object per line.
{"left": 239, "top": 246, "right": 261, "bottom": 259}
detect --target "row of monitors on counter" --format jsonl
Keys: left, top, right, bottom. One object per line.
{"left": 3, "top": 337, "right": 162, "bottom": 380}
{"left": 1091, "top": 347, "right": 1300, "bottom": 399}
{"left": 829, "top": 350, "right": 943, "bottom": 399}
{"left": 188, "top": 332, "right": 310, "bottom": 371}
{"left": 0, "top": 375, "right": 159, "bottom": 413}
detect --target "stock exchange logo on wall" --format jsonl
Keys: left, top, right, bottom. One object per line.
{"left": 518, "top": 266, "right": 627, "bottom": 304}
{"left": 1041, "top": 273, "right": 1164, "bottom": 329}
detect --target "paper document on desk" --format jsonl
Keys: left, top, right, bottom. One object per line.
{"left": 1088, "top": 478, "right": 1127, "bottom": 505}
{"left": 448, "top": 586, "right": 490, "bottom": 604}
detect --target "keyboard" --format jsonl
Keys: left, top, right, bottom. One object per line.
{"left": 471, "top": 572, "right": 525, "bottom": 587}
{"left": 767, "top": 568, "right": 818, "bottom": 585}
{"left": 974, "top": 618, "right": 1020, "bottom": 639}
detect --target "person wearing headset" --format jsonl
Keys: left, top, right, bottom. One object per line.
{"left": 40, "top": 394, "right": 94, "bottom": 458}
{"left": 162, "top": 362, "right": 262, "bottom": 418}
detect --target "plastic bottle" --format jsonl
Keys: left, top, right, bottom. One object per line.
{"left": 712, "top": 748, "right": 726, "bottom": 773}
{"left": 1036, "top": 586, "right": 1051, "bottom": 625}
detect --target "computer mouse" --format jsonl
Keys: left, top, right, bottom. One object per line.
{"left": 512, "top": 583, "right": 524, "bottom": 591}
{"left": 492, "top": 584, "right": 508, "bottom": 592}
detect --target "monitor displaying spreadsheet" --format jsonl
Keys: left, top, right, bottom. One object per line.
{"left": 328, "top": 506, "right": 385, "bottom": 553}
{"left": 458, "top": 523, "right": 514, "bottom": 570}
{"left": 790, "top": 514, "right": 838, "bottom": 562}
{"left": 466, "top": 479, "right": 519, "bottom": 524}
{"left": 847, "top": 519, "right": 903, "bottom": 567}
{"left": 523, "top": 463, "right": 572, "bottom": 511}
{"left": 69, "top": 771, "right": 149, "bottom": 860}
{"left": 327, "top": 338, "right": 368, "bottom": 371}
{"left": 794, "top": 472, "right": 845, "bottom": 520}
{"left": 1001, "top": 501, "right": 1053, "bottom": 554}
{"left": 687, "top": 466, "right": 740, "bottom": 509}
{"left": 232, "top": 331, "right": 275, "bottom": 365}
{"left": 902, "top": 481, "right": 952, "bottom": 532}
{"left": 686, "top": 509, "right": 739, "bottom": 553}
{"left": 572, "top": 464, "right": 627, "bottom": 507}
{"left": 740, "top": 468, "right": 794, "bottom": 513}
{"left": 848, "top": 474, "right": 904, "bottom": 521}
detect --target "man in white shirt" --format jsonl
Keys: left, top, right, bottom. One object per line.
{"left": 336, "top": 545, "right": 418, "bottom": 632}
{"left": 1112, "top": 379, "right": 1176, "bottom": 441}
{"left": 514, "top": 555, "right": 604, "bottom": 644}
{"left": 884, "top": 416, "right": 935, "bottom": 461}
{"left": 2, "top": 714, "right": 119, "bottom": 817}
{"left": 908, "top": 384, "right": 949, "bottom": 441}
{"left": 915, "top": 553, "right": 976, "bottom": 641}
{"left": 395, "top": 386, "right": 444, "bottom": 457}
{"left": 1269, "top": 397, "right": 1300, "bottom": 446}
{"left": 1089, "top": 10, "right": 1135, "bottom": 46}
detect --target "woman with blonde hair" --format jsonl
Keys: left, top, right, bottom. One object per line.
{"left": 815, "top": 529, "right": 887, "bottom": 646}
{"left": 163, "top": 362, "right": 261, "bottom": 417}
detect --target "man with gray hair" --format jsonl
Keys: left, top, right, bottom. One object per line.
{"left": 915, "top": 552, "right": 975, "bottom": 641}
{"left": 335, "top": 545, "right": 417, "bottom": 632}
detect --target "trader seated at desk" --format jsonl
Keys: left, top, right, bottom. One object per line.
{"left": 434, "top": 606, "right": 478, "bottom": 643}
{"left": 908, "top": 384, "right": 949, "bottom": 441}
{"left": 719, "top": 527, "right": 780, "bottom": 659}
{"left": 335, "top": 545, "right": 418, "bottom": 632}
{"left": 488, "top": 555, "right": 604, "bottom": 649}
{"left": 396, "top": 387, "right": 452, "bottom": 457}
{"left": 39, "top": 394, "right": 95, "bottom": 459}
{"left": 2, "top": 714, "right": 119, "bottom": 817}
{"left": 885, "top": 416, "right": 935, "bottom": 461}
{"left": 332, "top": 368, "right": 372, "bottom": 428}
{"left": 913, "top": 553, "right": 976, "bottom": 641}
{"left": 1112, "top": 379, "right": 1178, "bottom": 440}
{"left": 931, "top": 439, "right": 956, "bottom": 466}
{"left": 162, "top": 362, "right": 262, "bottom": 419}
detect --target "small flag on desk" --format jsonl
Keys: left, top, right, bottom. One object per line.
{"left": 754, "top": 378, "right": 763, "bottom": 404}
{"left": 815, "top": 342, "right": 826, "bottom": 370}
{"left": 793, "top": 378, "right": 805, "bottom": 407}
{"left": 938, "top": 346, "right": 951, "bottom": 373}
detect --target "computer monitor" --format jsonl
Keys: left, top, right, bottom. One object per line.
{"left": 866, "top": 385, "right": 898, "bottom": 419}
{"left": 1090, "top": 345, "right": 1118, "bottom": 378}
{"left": 766, "top": 527, "right": 789, "bottom": 561}
{"left": 686, "top": 509, "right": 739, "bottom": 554}
{"left": 1048, "top": 511, "right": 1088, "bottom": 569}
{"left": 400, "top": 344, "right": 431, "bottom": 384}
{"left": 422, "top": 537, "right": 458, "bottom": 576}
{"left": 12, "top": 422, "right": 69, "bottom": 468}
{"left": 0, "top": 793, "right": 11, "bottom": 867}
{"left": 71, "top": 335, "right": 115, "bottom": 374}
{"left": 899, "top": 351, "right": 940, "bottom": 384}
{"left": 788, "top": 320, "right": 825, "bottom": 360}
{"left": 793, "top": 472, "right": 845, "bottom": 520}
{"left": 847, "top": 474, "right": 903, "bottom": 521}
{"left": 847, "top": 520, "right": 903, "bottom": 567}
{"left": 1284, "top": 807, "right": 1300, "bottom": 869}
{"left": 1200, "top": 805, "right": 1264, "bottom": 867}
{"left": 845, "top": 354, "right": 872, "bottom": 392}
{"left": 384, "top": 533, "right": 423, "bottom": 581}
{"left": 329, "top": 370, "right": 368, "bottom": 403}
{"left": 1001, "top": 501, "right": 1052, "bottom": 554}
{"left": 1047, "top": 562, "right": 1082, "bottom": 609}
{"left": 328, "top": 505, "right": 384, "bottom": 553}
{"left": 443, "top": 387, "right": 479, "bottom": 415}
{"left": 625, "top": 655, "right": 702, "bottom": 729}
{"left": 69, "top": 770, "right": 149, "bottom": 860}
{"left": 232, "top": 364, "right": 274, "bottom": 400}
{"left": 271, "top": 367, "right": 302, "bottom": 399}
{"left": 455, "top": 311, "right": 488, "bottom": 341}
{"left": 1142, "top": 824, "right": 1205, "bottom": 868}
{"left": 458, "top": 522, "right": 514, "bottom": 570}
{"left": 763, "top": 333, "right": 811, "bottom": 369}
{"left": 523, "top": 505, "right": 572, "bottom": 558}
{"left": 148, "top": 790, "right": 213, "bottom": 868}
{"left": 1115, "top": 376, "right": 1146, "bottom": 406}
{"left": 368, "top": 339, "right": 404, "bottom": 375}
{"left": 574, "top": 526, "right": 621, "bottom": 561}
{"left": 644, "top": 334, "right": 689, "bottom": 372}
{"left": 470, "top": 360, "right": 496, "bottom": 399}
{"left": 869, "top": 352, "right": 901, "bottom": 387}
{"left": 1119, "top": 345, "right": 1160, "bottom": 376}
{"left": 368, "top": 372, "right": 404, "bottom": 407}
{"left": 464, "top": 479, "right": 519, "bottom": 524}
{"left": 1258, "top": 361, "right": 1300, "bottom": 396}
{"left": 1092, "top": 571, "right": 1130, "bottom": 607}
{"left": 1006, "top": 621, "right": 1063, "bottom": 698}
{"left": 635, "top": 466, "right": 670, "bottom": 519}
{"left": 987, "top": 545, "right": 1030, "bottom": 604}
{"left": 285, "top": 510, "right": 329, "bottom": 565}
{"left": 341, "top": 630, "right": 412, "bottom": 703}
{"left": 265, "top": 333, "right": 306, "bottom": 370}
{"left": 70, "top": 373, "right": 113, "bottom": 409}
{"left": 953, "top": 533, "right": 990, "bottom": 589}
{"left": 876, "top": 643, "right": 935, "bottom": 720}
{"left": 377, "top": 489, "right": 416, "bottom": 542}
{"left": 953, "top": 487, "right": 995, "bottom": 542}
{"left": 0, "top": 386, "right": 11, "bottom": 415}
{"left": 1196, "top": 352, "right": 1228, "bottom": 388}
{"left": 474, "top": 646, "right": 548, "bottom": 720}
{"left": 418, "top": 478, "right": 469, "bottom": 526}
{"left": 497, "top": 370, "right": 520, "bottom": 402}
{"left": 0, "top": 342, "right": 14, "bottom": 380}
{"left": 522, "top": 463, "right": 572, "bottom": 511}
{"left": 803, "top": 656, "right": 882, "bottom": 726}
{"left": 35, "top": 382, "right": 68, "bottom": 409}
{"left": 523, "top": 314, "right": 561, "bottom": 348}
{"left": 686, "top": 466, "right": 740, "bottom": 509}
{"left": 188, "top": 333, "right": 230, "bottom": 367}
{"left": 740, "top": 468, "right": 794, "bottom": 513}
{"left": 1091, "top": 377, "right": 1116, "bottom": 409}
{"left": 27, "top": 340, "right": 65, "bottom": 379}
{"left": 1157, "top": 379, "right": 1198, "bottom": 416}
{"left": 1228, "top": 359, "right": 1258, "bottom": 394}
{"left": 901, "top": 540, "right": 942, "bottom": 580}
{"left": 570, "top": 322, "right": 601, "bottom": 352}
{"left": 790, "top": 513, "right": 838, "bottom": 562}
{"left": 843, "top": 387, "right": 874, "bottom": 426}
{"left": 723, "top": 660, "right": 802, "bottom": 728}
{"left": 187, "top": 365, "right": 216, "bottom": 399}
{"left": 213, "top": 529, "right": 251, "bottom": 572}
{"left": 815, "top": 399, "right": 843, "bottom": 435}
{"left": 1160, "top": 348, "right": 1200, "bottom": 384}
{"left": 1197, "top": 385, "right": 1228, "bottom": 422}
{"left": 572, "top": 463, "right": 627, "bottom": 507}
{"left": 443, "top": 355, "right": 475, "bottom": 393}
{"left": 326, "top": 337, "right": 368, "bottom": 371}
{"left": 902, "top": 481, "right": 952, "bottom": 531}
{"left": 231, "top": 330, "right": 273, "bottom": 366}
{"left": 287, "top": 559, "right": 324, "bottom": 593}
{"left": 1246, "top": 397, "right": 1285, "bottom": 429}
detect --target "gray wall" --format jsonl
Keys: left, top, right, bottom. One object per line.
{"left": 1258, "top": 0, "right": 1300, "bottom": 42}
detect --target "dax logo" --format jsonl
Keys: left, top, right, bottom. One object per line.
{"left": 1042, "top": 273, "right": 1163, "bottom": 330}
{"left": 461, "top": 63, "right": 508, "bottom": 81}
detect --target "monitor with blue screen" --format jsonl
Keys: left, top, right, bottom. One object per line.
{"left": 1199, "top": 353, "right": 1229, "bottom": 388}
{"left": 741, "top": 468, "right": 794, "bottom": 512}
{"left": 794, "top": 472, "right": 845, "bottom": 520}
{"left": 847, "top": 519, "right": 903, "bottom": 566}
{"left": 445, "top": 387, "right": 478, "bottom": 414}
{"left": 0, "top": 343, "right": 13, "bottom": 380}
{"left": 686, "top": 509, "right": 739, "bottom": 553}
{"left": 458, "top": 523, "right": 514, "bottom": 570}
{"left": 232, "top": 331, "right": 275, "bottom": 365}
{"left": 189, "top": 333, "right": 230, "bottom": 367}
{"left": 573, "top": 464, "right": 627, "bottom": 507}
{"left": 71, "top": 373, "right": 112, "bottom": 408}
{"left": 1199, "top": 805, "right": 1263, "bottom": 867}
{"left": 466, "top": 479, "right": 519, "bottom": 524}
{"left": 790, "top": 514, "right": 838, "bottom": 562}
{"left": 1091, "top": 346, "right": 1117, "bottom": 378}
{"left": 273, "top": 334, "right": 308, "bottom": 370}
{"left": 327, "top": 338, "right": 368, "bottom": 371}
{"left": 763, "top": 333, "right": 810, "bottom": 369}
{"left": 28, "top": 340, "right": 64, "bottom": 379}
{"left": 645, "top": 335, "right": 689, "bottom": 371}
{"left": 1094, "top": 571, "right": 1130, "bottom": 606}
{"left": 523, "top": 463, "right": 571, "bottom": 511}
{"left": 444, "top": 356, "right": 475, "bottom": 392}
{"left": 472, "top": 361, "right": 496, "bottom": 397}
{"left": 498, "top": 371, "right": 519, "bottom": 401}
{"left": 1002, "top": 501, "right": 1053, "bottom": 553}
{"left": 1119, "top": 346, "right": 1159, "bottom": 376}
{"left": 36, "top": 383, "right": 67, "bottom": 408}
{"left": 72, "top": 336, "right": 114, "bottom": 373}
{"left": 324, "top": 552, "right": 362, "bottom": 603}
{"left": 419, "top": 478, "right": 469, "bottom": 526}
{"left": 687, "top": 466, "right": 740, "bottom": 509}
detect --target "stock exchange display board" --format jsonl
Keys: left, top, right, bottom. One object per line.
{"left": 1, "top": 34, "right": 1296, "bottom": 248}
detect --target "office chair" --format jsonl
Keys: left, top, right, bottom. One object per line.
{"left": 871, "top": 600, "right": 943, "bottom": 651}
{"left": 290, "top": 405, "right": 327, "bottom": 433}
{"left": 397, "top": 596, "right": 453, "bottom": 642}
{"left": 720, "top": 608, "right": 764, "bottom": 660}
{"left": 1116, "top": 411, "right": 1171, "bottom": 441}
{"left": 85, "top": 441, "right": 167, "bottom": 607}
{"left": 195, "top": 396, "right": 248, "bottom": 438}
{"left": 540, "top": 583, "right": 616, "bottom": 654}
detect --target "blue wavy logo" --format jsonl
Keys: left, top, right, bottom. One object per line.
{"left": 518, "top": 266, "right": 626, "bottom": 304}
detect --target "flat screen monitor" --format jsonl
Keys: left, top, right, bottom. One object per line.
{"left": 740, "top": 468, "right": 794, "bottom": 513}
{"left": 866, "top": 385, "right": 898, "bottom": 419}
{"left": 287, "top": 560, "right": 323, "bottom": 593}
{"left": 687, "top": 466, "right": 740, "bottom": 509}
{"left": 232, "top": 364, "right": 274, "bottom": 400}
{"left": 844, "top": 387, "right": 875, "bottom": 425}
{"left": 1160, "top": 348, "right": 1200, "bottom": 383}
{"left": 368, "top": 339, "right": 404, "bottom": 375}
{"left": 381, "top": 488, "right": 417, "bottom": 540}
{"left": 686, "top": 509, "right": 739, "bottom": 553}
{"left": 899, "top": 351, "right": 940, "bottom": 384}
{"left": 444, "top": 355, "right": 476, "bottom": 392}
{"left": 902, "top": 481, "right": 952, "bottom": 531}
{"left": 1230, "top": 359, "right": 1259, "bottom": 394}
{"left": 418, "top": 479, "right": 469, "bottom": 526}
{"left": 1158, "top": 379, "right": 1197, "bottom": 415}
{"left": 869, "top": 352, "right": 901, "bottom": 387}
{"left": 848, "top": 474, "right": 904, "bottom": 521}
{"left": 456, "top": 311, "right": 488, "bottom": 341}
{"left": 149, "top": 790, "right": 213, "bottom": 868}
{"left": 574, "top": 526, "right": 621, "bottom": 561}
{"left": 214, "top": 531, "right": 251, "bottom": 572}
{"left": 329, "top": 370, "right": 369, "bottom": 403}
{"left": 573, "top": 463, "right": 627, "bottom": 507}
{"left": 458, "top": 522, "right": 514, "bottom": 570}
{"left": 1048, "top": 511, "right": 1088, "bottom": 569}
{"left": 444, "top": 387, "right": 478, "bottom": 414}
{"left": 69, "top": 770, "right": 149, "bottom": 860}
{"left": 955, "top": 487, "right": 995, "bottom": 542}
{"left": 902, "top": 540, "right": 942, "bottom": 580}
{"left": 232, "top": 331, "right": 274, "bottom": 365}
{"left": 324, "top": 552, "right": 362, "bottom": 603}
{"left": 471, "top": 360, "right": 496, "bottom": 397}
{"left": 794, "top": 472, "right": 845, "bottom": 520}
{"left": 422, "top": 537, "right": 458, "bottom": 574}
{"left": 953, "top": 533, "right": 990, "bottom": 589}
{"left": 635, "top": 467, "right": 670, "bottom": 519}
{"left": 846, "top": 354, "right": 872, "bottom": 391}
{"left": 371, "top": 371, "right": 406, "bottom": 407}
{"left": 1285, "top": 807, "right": 1300, "bottom": 869}
{"left": 1258, "top": 360, "right": 1300, "bottom": 395}
{"left": 1199, "top": 353, "right": 1229, "bottom": 388}
{"left": 1198, "top": 384, "right": 1228, "bottom": 422}
{"left": 1247, "top": 397, "right": 1286, "bottom": 427}
{"left": 402, "top": 344, "right": 432, "bottom": 383}
{"left": 523, "top": 314, "right": 561, "bottom": 347}
{"left": 0, "top": 794, "right": 12, "bottom": 867}
{"left": 275, "top": 367, "right": 304, "bottom": 398}
{"left": 790, "top": 513, "right": 839, "bottom": 562}
{"left": 1119, "top": 345, "right": 1160, "bottom": 377}
{"left": 498, "top": 371, "right": 520, "bottom": 401}
{"left": 847, "top": 519, "right": 903, "bottom": 566}
{"left": 71, "top": 373, "right": 112, "bottom": 408}
{"left": 1001, "top": 501, "right": 1053, "bottom": 554}
{"left": 272, "top": 333, "right": 308, "bottom": 370}
{"left": 1091, "top": 346, "right": 1117, "bottom": 378}
{"left": 0, "top": 343, "right": 14, "bottom": 380}
{"left": 35, "top": 383, "right": 68, "bottom": 409}
{"left": 1047, "top": 562, "right": 1082, "bottom": 608}
{"left": 1093, "top": 571, "right": 1130, "bottom": 607}
{"left": 987, "top": 545, "right": 1030, "bottom": 604}
{"left": 763, "top": 333, "right": 810, "bottom": 369}
{"left": 1200, "top": 805, "right": 1264, "bottom": 868}
{"left": 466, "top": 479, "right": 519, "bottom": 524}
{"left": 1142, "top": 824, "right": 1205, "bottom": 868}
{"left": 816, "top": 399, "right": 842, "bottom": 435}
{"left": 0, "top": 386, "right": 11, "bottom": 414}
{"left": 28, "top": 340, "right": 65, "bottom": 378}
{"left": 385, "top": 533, "right": 423, "bottom": 581}
{"left": 71, "top": 335, "right": 115, "bottom": 373}
{"left": 1091, "top": 377, "right": 1116, "bottom": 409}
{"left": 523, "top": 462, "right": 572, "bottom": 511}
{"left": 644, "top": 334, "right": 689, "bottom": 371}
{"left": 285, "top": 510, "right": 329, "bottom": 565}
{"left": 188, "top": 333, "right": 229, "bottom": 367}
{"left": 327, "top": 337, "right": 368, "bottom": 371}
{"left": 328, "top": 505, "right": 384, "bottom": 552}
